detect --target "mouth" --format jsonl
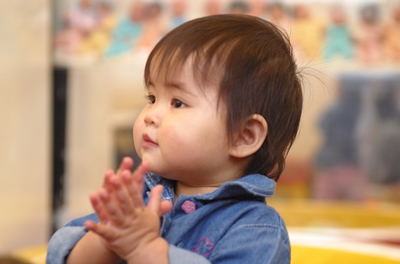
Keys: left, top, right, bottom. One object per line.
{"left": 142, "top": 133, "right": 158, "bottom": 148}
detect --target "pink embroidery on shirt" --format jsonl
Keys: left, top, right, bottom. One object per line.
{"left": 192, "top": 238, "right": 215, "bottom": 256}
{"left": 181, "top": 200, "right": 196, "bottom": 213}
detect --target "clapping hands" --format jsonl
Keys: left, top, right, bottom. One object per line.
{"left": 84, "top": 157, "right": 172, "bottom": 263}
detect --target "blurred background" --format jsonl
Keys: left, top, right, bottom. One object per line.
{"left": 1, "top": 0, "right": 400, "bottom": 263}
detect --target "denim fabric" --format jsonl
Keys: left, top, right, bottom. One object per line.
{"left": 47, "top": 173, "right": 290, "bottom": 264}
{"left": 47, "top": 226, "right": 87, "bottom": 263}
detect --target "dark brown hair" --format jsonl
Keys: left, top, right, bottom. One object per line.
{"left": 144, "top": 14, "right": 302, "bottom": 181}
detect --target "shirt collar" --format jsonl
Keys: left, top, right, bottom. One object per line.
{"left": 144, "top": 173, "right": 275, "bottom": 202}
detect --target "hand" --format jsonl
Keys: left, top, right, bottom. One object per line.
{"left": 102, "top": 157, "right": 134, "bottom": 191}
{"left": 95, "top": 157, "right": 135, "bottom": 225}
{"left": 85, "top": 161, "right": 173, "bottom": 262}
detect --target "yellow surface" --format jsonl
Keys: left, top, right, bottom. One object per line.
{"left": 268, "top": 199, "right": 400, "bottom": 228}
{"left": 292, "top": 245, "right": 400, "bottom": 264}
{"left": 10, "top": 243, "right": 400, "bottom": 264}
{"left": 10, "top": 244, "right": 47, "bottom": 264}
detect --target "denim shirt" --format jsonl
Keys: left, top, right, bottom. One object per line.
{"left": 47, "top": 173, "right": 290, "bottom": 264}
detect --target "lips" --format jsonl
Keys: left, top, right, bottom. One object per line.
{"left": 142, "top": 133, "right": 158, "bottom": 148}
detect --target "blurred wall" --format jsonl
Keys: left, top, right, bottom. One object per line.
{"left": 0, "top": 0, "right": 51, "bottom": 253}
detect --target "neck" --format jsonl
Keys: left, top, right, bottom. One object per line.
{"left": 174, "top": 167, "right": 244, "bottom": 200}
{"left": 171, "top": 157, "right": 249, "bottom": 201}
{"left": 175, "top": 182, "right": 219, "bottom": 198}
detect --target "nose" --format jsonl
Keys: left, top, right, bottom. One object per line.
{"left": 143, "top": 103, "right": 162, "bottom": 127}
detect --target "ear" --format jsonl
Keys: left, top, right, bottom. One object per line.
{"left": 229, "top": 114, "right": 268, "bottom": 158}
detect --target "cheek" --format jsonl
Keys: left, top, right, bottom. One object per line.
{"left": 133, "top": 116, "right": 144, "bottom": 157}
{"left": 159, "top": 125, "right": 181, "bottom": 149}
{"left": 158, "top": 121, "right": 192, "bottom": 158}
{"left": 160, "top": 118, "right": 224, "bottom": 155}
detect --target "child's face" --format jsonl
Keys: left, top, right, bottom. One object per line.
{"left": 270, "top": 5, "right": 284, "bottom": 20}
{"left": 133, "top": 59, "right": 233, "bottom": 184}
{"left": 331, "top": 6, "right": 346, "bottom": 25}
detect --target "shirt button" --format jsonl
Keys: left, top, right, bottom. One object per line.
{"left": 177, "top": 242, "right": 184, "bottom": 248}
{"left": 181, "top": 200, "right": 196, "bottom": 214}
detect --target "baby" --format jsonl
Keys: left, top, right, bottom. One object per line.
{"left": 355, "top": 4, "right": 383, "bottom": 63}
{"left": 47, "top": 14, "right": 303, "bottom": 264}
{"left": 323, "top": 4, "right": 354, "bottom": 61}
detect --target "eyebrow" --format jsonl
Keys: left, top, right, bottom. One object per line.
{"left": 166, "top": 81, "right": 185, "bottom": 90}
{"left": 149, "top": 78, "right": 196, "bottom": 97}
{"left": 167, "top": 81, "right": 197, "bottom": 97}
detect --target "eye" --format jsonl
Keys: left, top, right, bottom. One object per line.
{"left": 146, "top": 94, "right": 156, "bottom": 104}
{"left": 171, "top": 98, "right": 186, "bottom": 108}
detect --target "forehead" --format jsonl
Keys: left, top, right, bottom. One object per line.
{"left": 146, "top": 49, "right": 222, "bottom": 90}
{"left": 146, "top": 51, "right": 227, "bottom": 114}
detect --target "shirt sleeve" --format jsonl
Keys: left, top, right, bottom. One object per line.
{"left": 46, "top": 226, "right": 88, "bottom": 264}
{"left": 46, "top": 227, "right": 211, "bottom": 264}
{"left": 169, "top": 245, "right": 211, "bottom": 264}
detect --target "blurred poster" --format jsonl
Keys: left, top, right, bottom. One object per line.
{"left": 52, "top": 0, "right": 400, "bottom": 66}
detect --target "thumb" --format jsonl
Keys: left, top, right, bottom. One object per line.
{"left": 160, "top": 200, "right": 173, "bottom": 216}
{"left": 147, "top": 185, "right": 165, "bottom": 216}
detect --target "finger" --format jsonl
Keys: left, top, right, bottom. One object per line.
{"left": 116, "top": 157, "right": 134, "bottom": 176}
{"left": 102, "top": 170, "right": 114, "bottom": 191}
{"left": 84, "top": 221, "right": 115, "bottom": 241}
{"left": 99, "top": 188, "right": 125, "bottom": 226}
{"left": 122, "top": 174, "right": 144, "bottom": 209}
{"left": 160, "top": 200, "right": 173, "bottom": 216}
{"left": 122, "top": 162, "right": 148, "bottom": 206}
{"left": 110, "top": 174, "right": 134, "bottom": 215}
{"left": 103, "top": 171, "right": 122, "bottom": 208}
{"left": 147, "top": 185, "right": 164, "bottom": 216}
{"left": 84, "top": 220, "right": 98, "bottom": 232}
{"left": 132, "top": 162, "right": 149, "bottom": 194}
{"left": 89, "top": 192, "right": 109, "bottom": 224}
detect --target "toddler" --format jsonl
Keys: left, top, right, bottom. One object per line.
{"left": 323, "top": 4, "right": 354, "bottom": 61}
{"left": 47, "top": 14, "right": 303, "bottom": 264}
{"left": 355, "top": 4, "right": 383, "bottom": 63}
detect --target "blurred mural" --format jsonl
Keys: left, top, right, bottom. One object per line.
{"left": 52, "top": 0, "right": 400, "bottom": 64}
